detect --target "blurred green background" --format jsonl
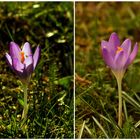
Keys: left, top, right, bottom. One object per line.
{"left": 76, "top": 2, "right": 140, "bottom": 138}
{"left": 0, "top": 2, "right": 73, "bottom": 138}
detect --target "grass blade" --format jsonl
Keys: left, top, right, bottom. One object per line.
{"left": 84, "top": 124, "right": 94, "bottom": 138}
{"left": 122, "top": 91, "right": 140, "bottom": 111}
{"left": 92, "top": 116, "right": 109, "bottom": 138}
{"left": 135, "top": 120, "right": 140, "bottom": 128}
{"left": 123, "top": 100, "right": 128, "bottom": 120}
{"left": 78, "top": 120, "right": 85, "bottom": 139}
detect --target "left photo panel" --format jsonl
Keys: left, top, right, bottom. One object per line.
{"left": 0, "top": 2, "right": 74, "bottom": 138}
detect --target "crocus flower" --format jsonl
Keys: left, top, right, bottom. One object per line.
{"left": 6, "top": 42, "right": 41, "bottom": 83}
{"left": 101, "top": 32, "right": 138, "bottom": 128}
{"left": 101, "top": 32, "right": 138, "bottom": 78}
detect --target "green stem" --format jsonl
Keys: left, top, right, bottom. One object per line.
{"left": 112, "top": 70, "right": 124, "bottom": 128}
{"left": 116, "top": 76, "right": 122, "bottom": 128}
{"left": 22, "top": 84, "right": 28, "bottom": 120}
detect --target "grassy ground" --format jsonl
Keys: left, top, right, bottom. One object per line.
{"left": 75, "top": 2, "right": 140, "bottom": 138}
{"left": 0, "top": 2, "right": 73, "bottom": 138}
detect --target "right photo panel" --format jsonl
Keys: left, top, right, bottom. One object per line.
{"left": 75, "top": 2, "right": 140, "bottom": 138}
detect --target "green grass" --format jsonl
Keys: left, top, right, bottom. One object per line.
{"left": 75, "top": 2, "right": 140, "bottom": 138}
{"left": 0, "top": 2, "right": 73, "bottom": 138}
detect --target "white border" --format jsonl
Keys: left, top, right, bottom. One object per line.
{"left": 73, "top": 0, "right": 75, "bottom": 139}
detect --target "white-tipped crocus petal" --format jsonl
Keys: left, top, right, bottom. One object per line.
{"left": 24, "top": 55, "right": 33, "bottom": 68}
{"left": 33, "top": 46, "right": 41, "bottom": 69}
{"left": 5, "top": 53, "right": 14, "bottom": 71}
{"left": 10, "top": 42, "right": 21, "bottom": 60}
{"left": 102, "top": 47, "right": 114, "bottom": 69}
{"left": 22, "top": 42, "right": 32, "bottom": 56}
{"left": 24, "top": 55, "right": 33, "bottom": 74}
{"left": 6, "top": 53, "right": 12, "bottom": 66}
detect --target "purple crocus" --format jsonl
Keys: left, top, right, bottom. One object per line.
{"left": 6, "top": 42, "right": 41, "bottom": 83}
{"left": 101, "top": 32, "right": 138, "bottom": 78}
{"left": 101, "top": 32, "right": 138, "bottom": 127}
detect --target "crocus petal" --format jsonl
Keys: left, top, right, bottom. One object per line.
{"left": 121, "top": 39, "right": 131, "bottom": 58}
{"left": 126, "top": 42, "right": 138, "bottom": 66}
{"left": 22, "top": 42, "right": 32, "bottom": 56}
{"left": 24, "top": 55, "right": 33, "bottom": 74}
{"left": 24, "top": 55, "right": 33, "bottom": 67}
{"left": 101, "top": 40, "right": 111, "bottom": 52}
{"left": 10, "top": 42, "right": 21, "bottom": 60}
{"left": 102, "top": 47, "right": 114, "bottom": 69}
{"left": 109, "top": 32, "right": 120, "bottom": 48}
{"left": 12, "top": 58, "right": 24, "bottom": 73}
{"left": 33, "top": 46, "right": 41, "bottom": 69}
{"left": 5, "top": 53, "right": 14, "bottom": 71}
{"left": 101, "top": 40, "right": 109, "bottom": 48}
{"left": 114, "top": 51, "right": 126, "bottom": 70}
{"left": 5, "top": 53, "right": 12, "bottom": 66}
{"left": 101, "top": 40, "right": 116, "bottom": 57}
{"left": 24, "top": 64, "right": 33, "bottom": 77}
